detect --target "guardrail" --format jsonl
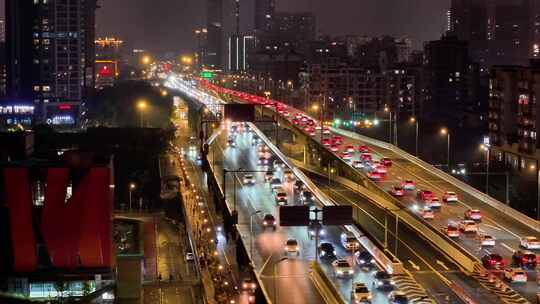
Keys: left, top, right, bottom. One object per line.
{"left": 309, "top": 261, "right": 347, "bottom": 304}
{"left": 331, "top": 127, "right": 540, "bottom": 233}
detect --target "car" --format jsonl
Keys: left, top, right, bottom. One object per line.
{"left": 241, "top": 278, "right": 257, "bottom": 293}
{"left": 185, "top": 251, "right": 194, "bottom": 262}
{"left": 341, "top": 231, "right": 361, "bottom": 251}
{"left": 442, "top": 191, "right": 458, "bottom": 202}
{"left": 294, "top": 180, "right": 305, "bottom": 191}
{"left": 381, "top": 157, "right": 393, "bottom": 167}
{"left": 358, "top": 145, "right": 370, "bottom": 153}
{"left": 300, "top": 190, "right": 314, "bottom": 203}
{"left": 373, "top": 164, "right": 387, "bottom": 174}
{"left": 373, "top": 271, "right": 394, "bottom": 290}
{"left": 332, "top": 135, "right": 343, "bottom": 144}
{"left": 257, "top": 157, "right": 269, "bottom": 166}
{"left": 319, "top": 242, "right": 337, "bottom": 259}
{"left": 251, "top": 137, "right": 261, "bottom": 146}
{"left": 351, "top": 283, "right": 372, "bottom": 304}
{"left": 480, "top": 234, "right": 496, "bottom": 247}
{"left": 265, "top": 171, "right": 274, "bottom": 182}
{"left": 308, "top": 129, "right": 316, "bottom": 136}
{"left": 292, "top": 118, "right": 300, "bottom": 125}
{"left": 284, "top": 239, "right": 300, "bottom": 256}
{"left": 388, "top": 291, "right": 408, "bottom": 304}
{"left": 427, "top": 197, "right": 442, "bottom": 208}
{"left": 322, "top": 128, "right": 331, "bottom": 135}
{"left": 520, "top": 236, "right": 540, "bottom": 250}
{"left": 353, "top": 160, "right": 364, "bottom": 169}
{"left": 243, "top": 174, "right": 255, "bottom": 185}
{"left": 459, "top": 220, "right": 478, "bottom": 233}
{"left": 504, "top": 268, "right": 528, "bottom": 283}
{"left": 401, "top": 180, "right": 416, "bottom": 190}
{"left": 330, "top": 145, "right": 340, "bottom": 152}
{"left": 262, "top": 214, "right": 276, "bottom": 230}
{"left": 273, "top": 160, "right": 286, "bottom": 170}
{"left": 367, "top": 171, "right": 382, "bottom": 181}
{"left": 390, "top": 185, "right": 405, "bottom": 197}
{"left": 341, "top": 152, "right": 352, "bottom": 160}
{"left": 355, "top": 250, "right": 375, "bottom": 267}
{"left": 345, "top": 145, "right": 355, "bottom": 153}
{"left": 512, "top": 250, "right": 537, "bottom": 268}
{"left": 283, "top": 169, "right": 295, "bottom": 182}
{"left": 332, "top": 259, "right": 353, "bottom": 277}
{"left": 270, "top": 178, "right": 282, "bottom": 190}
{"left": 275, "top": 190, "right": 288, "bottom": 205}
{"left": 227, "top": 138, "right": 236, "bottom": 147}
{"left": 420, "top": 207, "right": 435, "bottom": 219}
{"left": 322, "top": 138, "right": 331, "bottom": 146}
{"left": 482, "top": 253, "right": 506, "bottom": 269}
{"left": 360, "top": 153, "right": 372, "bottom": 161}
{"left": 417, "top": 190, "right": 434, "bottom": 202}
{"left": 445, "top": 224, "right": 460, "bottom": 238}
{"left": 464, "top": 209, "right": 482, "bottom": 221}
{"left": 308, "top": 221, "right": 325, "bottom": 239}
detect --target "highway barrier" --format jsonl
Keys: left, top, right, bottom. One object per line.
{"left": 331, "top": 127, "right": 540, "bottom": 233}
{"left": 309, "top": 261, "right": 347, "bottom": 304}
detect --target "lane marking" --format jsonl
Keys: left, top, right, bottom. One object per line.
{"left": 408, "top": 260, "right": 420, "bottom": 271}
{"left": 436, "top": 260, "right": 449, "bottom": 271}
{"left": 258, "top": 253, "right": 273, "bottom": 276}
{"left": 501, "top": 243, "right": 516, "bottom": 252}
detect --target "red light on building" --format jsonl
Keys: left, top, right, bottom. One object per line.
{"left": 99, "top": 65, "right": 112, "bottom": 76}
{"left": 58, "top": 105, "right": 72, "bottom": 110}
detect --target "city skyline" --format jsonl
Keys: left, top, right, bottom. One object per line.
{"left": 96, "top": 0, "right": 448, "bottom": 53}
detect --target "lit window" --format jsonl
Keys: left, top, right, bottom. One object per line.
{"left": 43, "top": 86, "right": 51, "bottom": 91}
{"left": 33, "top": 86, "right": 40, "bottom": 91}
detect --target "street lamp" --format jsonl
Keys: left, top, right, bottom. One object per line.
{"left": 440, "top": 127, "right": 450, "bottom": 170}
{"left": 137, "top": 100, "right": 148, "bottom": 128}
{"left": 480, "top": 144, "right": 491, "bottom": 195}
{"left": 410, "top": 117, "right": 419, "bottom": 157}
{"left": 129, "top": 183, "right": 136, "bottom": 211}
{"left": 384, "top": 106, "right": 395, "bottom": 145}
{"left": 250, "top": 210, "right": 262, "bottom": 259}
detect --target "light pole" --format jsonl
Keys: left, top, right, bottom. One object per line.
{"left": 137, "top": 100, "right": 148, "bottom": 128}
{"left": 440, "top": 127, "right": 450, "bottom": 170}
{"left": 250, "top": 210, "right": 262, "bottom": 260}
{"left": 480, "top": 144, "right": 491, "bottom": 195}
{"left": 129, "top": 183, "right": 136, "bottom": 211}
{"left": 384, "top": 106, "right": 394, "bottom": 145}
{"left": 410, "top": 117, "right": 419, "bottom": 157}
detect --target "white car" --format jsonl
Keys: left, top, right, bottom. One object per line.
{"left": 504, "top": 268, "right": 528, "bottom": 283}
{"left": 353, "top": 161, "right": 364, "bottom": 169}
{"left": 284, "top": 239, "right": 300, "bottom": 256}
{"left": 341, "top": 231, "right": 360, "bottom": 250}
{"left": 520, "top": 236, "right": 540, "bottom": 250}
{"left": 332, "top": 259, "right": 353, "bottom": 277}
{"left": 459, "top": 220, "right": 478, "bottom": 233}
{"left": 480, "top": 234, "right": 496, "bottom": 247}
{"left": 442, "top": 191, "right": 458, "bottom": 202}
{"left": 420, "top": 207, "right": 435, "bottom": 219}
{"left": 275, "top": 189, "right": 288, "bottom": 205}
{"left": 427, "top": 197, "right": 441, "bottom": 209}
{"left": 351, "top": 283, "right": 371, "bottom": 304}
{"left": 243, "top": 174, "right": 255, "bottom": 185}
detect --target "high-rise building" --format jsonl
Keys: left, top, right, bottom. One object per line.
{"left": 449, "top": 0, "right": 540, "bottom": 67}
{"left": 206, "top": 0, "right": 223, "bottom": 70}
{"left": 0, "top": 19, "right": 5, "bottom": 43}
{"left": 254, "top": 0, "right": 275, "bottom": 32}
{"left": 423, "top": 34, "right": 484, "bottom": 127}
{"left": 488, "top": 60, "right": 540, "bottom": 172}
{"left": 6, "top": 0, "right": 97, "bottom": 127}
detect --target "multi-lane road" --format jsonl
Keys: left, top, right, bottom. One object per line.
{"left": 207, "top": 122, "right": 437, "bottom": 304}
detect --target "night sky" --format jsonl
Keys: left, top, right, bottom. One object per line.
{"left": 93, "top": 0, "right": 449, "bottom": 54}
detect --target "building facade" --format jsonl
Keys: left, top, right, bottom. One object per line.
{"left": 227, "top": 34, "right": 256, "bottom": 72}
{"left": 205, "top": 0, "right": 223, "bottom": 70}
{"left": 95, "top": 37, "right": 123, "bottom": 89}
{"left": 6, "top": 0, "right": 97, "bottom": 127}
{"left": 488, "top": 61, "right": 540, "bottom": 171}
{"left": 254, "top": 0, "right": 275, "bottom": 32}
{"left": 449, "top": 0, "right": 540, "bottom": 67}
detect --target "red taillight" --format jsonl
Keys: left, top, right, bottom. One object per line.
{"left": 490, "top": 259, "right": 496, "bottom": 264}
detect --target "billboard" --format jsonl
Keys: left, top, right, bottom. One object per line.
{"left": 322, "top": 206, "right": 353, "bottom": 225}
{"left": 224, "top": 104, "right": 255, "bottom": 122}
{"left": 279, "top": 206, "right": 310, "bottom": 226}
